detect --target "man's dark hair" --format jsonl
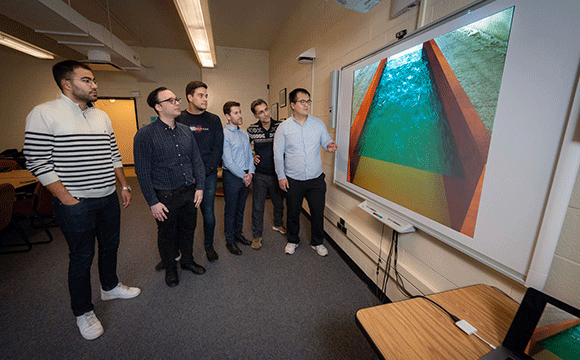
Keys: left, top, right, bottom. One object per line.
{"left": 289, "top": 88, "right": 310, "bottom": 103}
{"left": 52, "top": 60, "right": 92, "bottom": 91}
{"left": 223, "top": 101, "right": 241, "bottom": 116}
{"left": 185, "top": 81, "right": 207, "bottom": 98}
{"left": 250, "top": 99, "right": 268, "bottom": 114}
{"left": 147, "top": 87, "right": 168, "bottom": 115}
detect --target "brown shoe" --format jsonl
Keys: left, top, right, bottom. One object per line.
{"left": 272, "top": 225, "right": 286, "bottom": 235}
{"left": 251, "top": 237, "right": 262, "bottom": 250}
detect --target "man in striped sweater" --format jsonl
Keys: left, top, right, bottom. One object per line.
{"left": 23, "top": 60, "right": 140, "bottom": 341}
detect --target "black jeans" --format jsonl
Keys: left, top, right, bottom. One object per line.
{"left": 155, "top": 185, "right": 197, "bottom": 268}
{"left": 53, "top": 192, "right": 120, "bottom": 317}
{"left": 223, "top": 170, "right": 249, "bottom": 244}
{"left": 286, "top": 173, "right": 326, "bottom": 246}
{"left": 252, "top": 173, "right": 284, "bottom": 238}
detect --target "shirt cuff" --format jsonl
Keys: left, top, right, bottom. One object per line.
{"left": 37, "top": 171, "right": 60, "bottom": 187}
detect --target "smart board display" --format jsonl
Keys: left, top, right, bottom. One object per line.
{"left": 334, "top": 0, "right": 580, "bottom": 283}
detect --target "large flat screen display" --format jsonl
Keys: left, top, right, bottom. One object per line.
{"left": 334, "top": 0, "right": 580, "bottom": 283}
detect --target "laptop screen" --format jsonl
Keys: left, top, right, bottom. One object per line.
{"left": 525, "top": 303, "right": 580, "bottom": 360}
{"left": 503, "top": 288, "right": 580, "bottom": 360}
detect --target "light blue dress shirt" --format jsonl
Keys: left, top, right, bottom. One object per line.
{"left": 273, "top": 115, "right": 333, "bottom": 181}
{"left": 223, "top": 124, "right": 255, "bottom": 179}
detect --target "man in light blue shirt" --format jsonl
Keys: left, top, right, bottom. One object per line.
{"left": 273, "top": 88, "right": 338, "bottom": 256}
{"left": 222, "top": 101, "right": 255, "bottom": 255}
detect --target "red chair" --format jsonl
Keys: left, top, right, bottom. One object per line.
{"left": 0, "top": 183, "right": 32, "bottom": 254}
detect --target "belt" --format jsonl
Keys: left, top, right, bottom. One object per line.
{"left": 155, "top": 183, "right": 195, "bottom": 197}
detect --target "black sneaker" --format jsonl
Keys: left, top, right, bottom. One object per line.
{"left": 205, "top": 245, "right": 219, "bottom": 262}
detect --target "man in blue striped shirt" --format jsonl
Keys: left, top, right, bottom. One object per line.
{"left": 23, "top": 60, "right": 140, "bottom": 341}
{"left": 222, "top": 101, "right": 255, "bottom": 255}
{"left": 273, "top": 88, "right": 338, "bottom": 257}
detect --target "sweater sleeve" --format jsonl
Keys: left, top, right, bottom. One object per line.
{"left": 23, "top": 106, "right": 60, "bottom": 186}
{"left": 207, "top": 115, "right": 224, "bottom": 175}
{"left": 191, "top": 135, "right": 206, "bottom": 190}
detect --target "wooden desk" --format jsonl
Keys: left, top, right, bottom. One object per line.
{"left": 0, "top": 169, "right": 38, "bottom": 189}
{"left": 356, "top": 284, "right": 520, "bottom": 360}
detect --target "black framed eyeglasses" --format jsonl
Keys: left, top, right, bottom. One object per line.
{"left": 294, "top": 100, "right": 312, "bottom": 105}
{"left": 157, "top": 97, "right": 182, "bottom": 105}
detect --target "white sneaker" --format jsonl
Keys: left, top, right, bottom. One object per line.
{"left": 101, "top": 282, "right": 141, "bottom": 301}
{"left": 76, "top": 310, "right": 104, "bottom": 340}
{"left": 311, "top": 244, "right": 328, "bottom": 257}
{"left": 285, "top": 242, "right": 298, "bottom": 255}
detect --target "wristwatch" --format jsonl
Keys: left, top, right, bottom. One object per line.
{"left": 121, "top": 186, "right": 131, "bottom": 192}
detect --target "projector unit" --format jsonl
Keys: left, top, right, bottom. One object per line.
{"left": 333, "top": 0, "right": 383, "bottom": 13}
{"left": 391, "top": 0, "right": 421, "bottom": 18}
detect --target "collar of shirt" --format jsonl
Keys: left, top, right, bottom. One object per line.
{"left": 60, "top": 93, "right": 92, "bottom": 111}
{"left": 289, "top": 115, "right": 311, "bottom": 126}
{"left": 255, "top": 118, "right": 276, "bottom": 132}
{"left": 225, "top": 123, "right": 240, "bottom": 132}
{"left": 60, "top": 93, "right": 95, "bottom": 118}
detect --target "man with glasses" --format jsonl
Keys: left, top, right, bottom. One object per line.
{"left": 23, "top": 60, "right": 140, "bottom": 340}
{"left": 134, "top": 87, "right": 206, "bottom": 288}
{"left": 273, "top": 88, "right": 338, "bottom": 257}
{"left": 247, "top": 99, "right": 285, "bottom": 250}
{"left": 176, "top": 81, "right": 224, "bottom": 262}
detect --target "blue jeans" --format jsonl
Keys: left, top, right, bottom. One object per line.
{"left": 252, "top": 173, "right": 284, "bottom": 237}
{"left": 223, "top": 170, "right": 249, "bottom": 244}
{"left": 53, "top": 192, "right": 120, "bottom": 317}
{"left": 200, "top": 173, "right": 217, "bottom": 248}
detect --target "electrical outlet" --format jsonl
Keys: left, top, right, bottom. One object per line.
{"left": 336, "top": 220, "right": 347, "bottom": 235}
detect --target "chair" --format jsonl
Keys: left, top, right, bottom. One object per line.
{"left": 0, "top": 183, "right": 32, "bottom": 254}
{"left": 13, "top": 182, "right": 54, "bottom": 244}
{"left": 0, "top": 159, "right": 20, "bottom": 171}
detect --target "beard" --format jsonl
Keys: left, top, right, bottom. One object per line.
{"left": 72, "top": 87, "right": 98, "bottom": 103}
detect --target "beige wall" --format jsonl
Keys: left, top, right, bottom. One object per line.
{"left": 0, "top": 44, "right": 269, "bottom": 145}
{"left": 544, "top": 173, "right": 580, "bottom": 307}
{"left": 0, "top": 48, "right": 61, "bottom": 150}
{"left": 202, "top": 46, "right": 269, "bottom": 129}
{"left": 268, "top": 0, "right": 580, "bottom": 305}
{"left": 0, "top": 46, "right": 201, "bottom": 150}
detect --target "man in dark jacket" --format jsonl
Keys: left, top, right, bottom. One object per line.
{"left": 176, "top": 81, "right": 224, "bottom": 262}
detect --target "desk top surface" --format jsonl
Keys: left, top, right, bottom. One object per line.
{"left": 0, "top": 170, "right": 38, "bottom": 189}
{"left": 356, "top": 284, "right": 520, "bottom": 360}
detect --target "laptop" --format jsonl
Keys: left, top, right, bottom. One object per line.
{"left": 479, "top": 287, "right": 580, "bottom": 360}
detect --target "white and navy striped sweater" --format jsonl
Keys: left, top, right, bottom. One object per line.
{"left": 23, "top": 94, "right": 123, "bottom": 198}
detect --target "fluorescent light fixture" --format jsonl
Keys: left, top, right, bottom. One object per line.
{"left": 0, "top": 31, "right": 55, "bottom": 59}
{"left": 173, "top": 0, "right": 216, "bottom": 68}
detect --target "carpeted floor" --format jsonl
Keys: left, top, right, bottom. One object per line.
{"left": 0, "top": 176, "right": 380, "bottom": 359}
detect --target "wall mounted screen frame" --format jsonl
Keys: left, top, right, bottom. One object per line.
{"left": 334, "top": 0, "right": 580, "bottom": 284}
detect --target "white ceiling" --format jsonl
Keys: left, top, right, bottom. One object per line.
{"left": 0, "top": 0, "right": 301, "bottom": 56}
